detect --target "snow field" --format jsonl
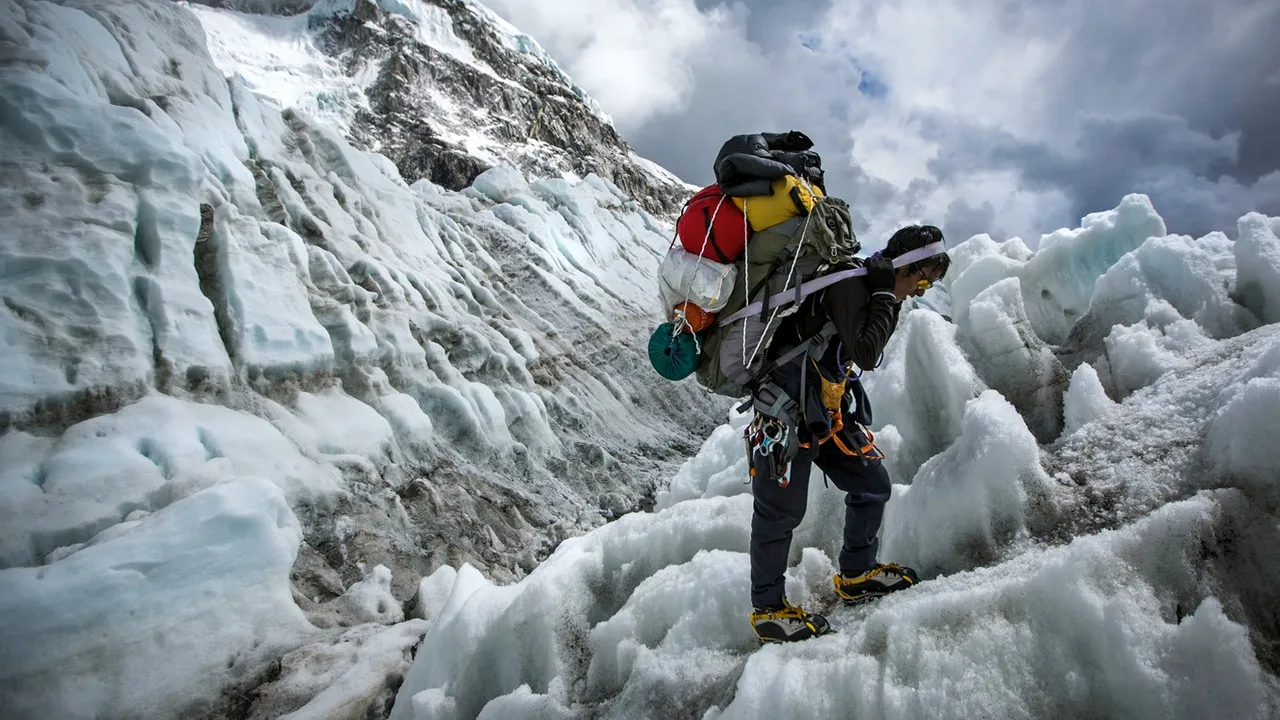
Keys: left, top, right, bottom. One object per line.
{"left": 394, "top": 471, "right": 1273, "bottom": 718}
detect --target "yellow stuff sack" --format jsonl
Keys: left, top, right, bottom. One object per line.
{"left": 731, "top": 175, "right": 825, "bottom": 232}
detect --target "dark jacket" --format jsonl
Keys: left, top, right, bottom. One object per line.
{"left": 713, "top": 132, "right": 825, "bottom": 197}
{"left": 767, "top": 270, "right": 900, "bottom": 432}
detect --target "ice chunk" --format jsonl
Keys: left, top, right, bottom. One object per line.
{"left": 389, "top": 496, "right": 754, "bottom": 719}
{"left": 376, "top": 391, "right": 436, "bottom": 463}
{"left": 471, "top": 165, "right": 530, "bottom": 204}
{"left": 963, "top": 277, "right": 1070, "bottom": 440}
{"left": 950, "top": 252, "right": 1025, "bottom": 330}
{"left": 0, "top": 479, "right": 315, "bottom": 720}
{"left": 414, "top": 564, "right": 458, "bottom": 622}
{"left": 1207, "top": 377, "right": 1280, "bottom": 502}
{"left": 861, "top": 309, "right": 986, "bottom": 484}
{"left": 294, "top": 390, "right": 396, "bottom": 461}
{"left": 1103, "top": 315, "right": 1213, "bottom": 398}
{"left": 1020, "top": 194, "right": 1167, "bottom": 344}
{"left": 881, "top": 390, "right": 1056, "bottom": 576}
{"left": 332, "top": 564, "right": 404, "bottom": 625}
{"left": 476, "top": 685, "right": 573, "bottom": 720}
{"left": 0, "top": 394, "right": 341, "bottom": 568}
{"left": 1075, "top": 234, "right": 1259, "bottom": 354}
{"left": 585, "top": 550, "right": 749, "bottom": 701}
{"left": 944, "top": 234, "right": 1031, "bottom": 325}
{"left": 654, "top": 410, "right": 752, "bottom": 509}
{"left": 1062, "top": 362, "right": 1116, "bottom": 436}
{"left": 215, "top": 208, "right": 336, "bottom": 374}
{"left": 258, "top": 620, "right": 430, "bottom": 720}
{"left": 1234, "top": 213, "right": 1280, "bottom": 325}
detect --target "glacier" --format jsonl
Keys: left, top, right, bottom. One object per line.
{"left": 1, "top": 0, "right": 1279, "bottom": 719}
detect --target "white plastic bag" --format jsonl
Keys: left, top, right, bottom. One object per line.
{"left": 657, "top": 248, "right": 738, "bottom": 315}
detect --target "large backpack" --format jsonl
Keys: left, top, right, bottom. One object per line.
{"left": 696, "top": 195, "right": 861, "bottom": 397}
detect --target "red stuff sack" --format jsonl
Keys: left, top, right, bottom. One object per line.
{"left": 676, "top": 184, "right": 750, "bottom": 264}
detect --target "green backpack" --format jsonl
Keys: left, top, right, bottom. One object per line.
{"left": 695, "top": 195, "right": 860, "bottom": 397}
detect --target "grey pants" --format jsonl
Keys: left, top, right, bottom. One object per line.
{"left": 750, "top": 440, "right": 892, "bottom": 609}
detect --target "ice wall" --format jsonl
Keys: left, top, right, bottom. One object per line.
{"left": 0, "top": 1, "right": 718, "bottom": 717}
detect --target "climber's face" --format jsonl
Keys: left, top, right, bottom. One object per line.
{"left": 894, "top": 267, "right": 941, "bottom": 301}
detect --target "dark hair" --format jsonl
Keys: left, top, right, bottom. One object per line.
{"left": 885, "top": 225, "right": 950, "bottom": 279}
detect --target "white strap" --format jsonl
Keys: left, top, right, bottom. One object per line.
{"left": 718, "top": 241, "right": 946, "bottom": 327}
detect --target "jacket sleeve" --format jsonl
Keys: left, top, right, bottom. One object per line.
{"left": 820, "top": 276, "right": 899, "bottom": 370}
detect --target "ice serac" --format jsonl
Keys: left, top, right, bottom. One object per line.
{"left": 1064, "top": 232, "right": 1260, "bottom": 370}
{"left": 0, "top": 478, "right": 315, "bottom": 719}
{"left": 963, "top": 276, "right": 1070, "bottom": 441}
{"left": 881, "top": 390, "right": 1056, "bottom": 576}
{"left": 859, "top": 309, "right": 986, "bottom": 485}
{"left": 1061, "top": 362, "right": 1115, "bottom": 436}
{"left": 1019, "top": 193, "right": 1166, "bottom": 345}
{"left": 1234, "top": 212, "right": 1280, "bottom": 325}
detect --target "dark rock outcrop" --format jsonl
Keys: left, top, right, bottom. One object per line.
{"left": 312, "top": 0, "right": 691, "bottom": 217}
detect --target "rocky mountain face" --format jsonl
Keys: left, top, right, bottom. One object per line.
{"left": 311, "top": 0, "right": 692, "bottom": 217}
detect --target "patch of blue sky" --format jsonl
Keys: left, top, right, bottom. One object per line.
{"left": 857, "top": 69, "right": 888, "bottom": 99}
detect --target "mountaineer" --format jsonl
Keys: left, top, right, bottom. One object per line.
{"left": 745, "top": 225, "right": 951, "bottom": 643}
{"left": 647, "top": 131, "right": 951, "bottom": 643}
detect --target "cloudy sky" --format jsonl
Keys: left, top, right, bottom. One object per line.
{"left": 485, "top": 0, "right": 1280, "bottom": 248}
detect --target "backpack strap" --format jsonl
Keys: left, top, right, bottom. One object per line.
{"left": 719, "top": 241, "right": 946, "bottom": 327}
{"left": 732, "top": 323, "right": 838, "bottom": 413}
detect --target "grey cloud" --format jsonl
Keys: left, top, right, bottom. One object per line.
{"left": 923, "top": 111, "right": 1280, "bottom": 237}
{"left": 943, "top": 199, "right": 1001, "bottom": 246}
{"left": 490, "top": 0, "right": 1280, "bottom": 241}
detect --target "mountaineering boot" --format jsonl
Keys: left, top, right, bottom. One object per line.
{"left": 833, "top": 563, "right": 919, "bottom": 605}
{"left": 750, "top": 597, "right": 831, "bottom": 643}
